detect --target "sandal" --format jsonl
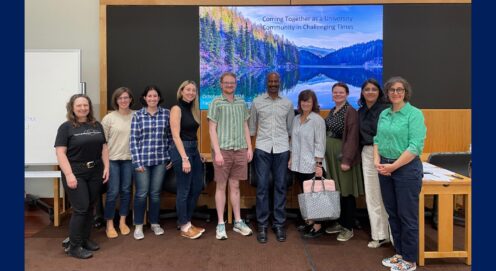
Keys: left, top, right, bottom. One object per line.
{"left": 119, "top": 223, "right": 131, "bottom": 235}
{"left": 106, "top": 227, "right": 118, "bottom": 239}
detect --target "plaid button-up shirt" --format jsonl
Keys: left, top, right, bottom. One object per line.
{"left": 130, "top": 106, "right": 172, "bottom": 169}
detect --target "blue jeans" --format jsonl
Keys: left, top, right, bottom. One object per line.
{"left": 379, "top": 156, "right": 423, "bottom": 263}
{"left": 133, "top": 163, "right": 166, "bottom": 225}
{"left": 170, "top": 141, "right": 204, "bottom": 226}
{"left": 254, "top": 149, "right": 290, "bottom": 228}
{"left": 104, "top": 160, "right": 133, "bottom": 220}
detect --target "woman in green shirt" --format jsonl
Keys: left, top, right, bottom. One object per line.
{"left": 374, "top": 76, "right": 426, "bottom": 271}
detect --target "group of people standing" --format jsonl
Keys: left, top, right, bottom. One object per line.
{"left": 54, "top": 71, "right": 426, "bottom": 271}
{"left": 54, "top": 81, "right": 206, "bottom": 259}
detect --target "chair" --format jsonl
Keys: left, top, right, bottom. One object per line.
{"left": 245, "top": 162, "right": 299, "bottom": 224}
{"left": 159, "top": 162, "right": 213, "bottom": 226}
{"left": 426, "top": 152, "right": 471, "bottom": 228}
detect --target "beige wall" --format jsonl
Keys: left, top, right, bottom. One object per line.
{"left": 26, "top": 0, "right": 100, "bottom": 116}
{"left": 25, "top": 0, "right": 100, "bottom": 197}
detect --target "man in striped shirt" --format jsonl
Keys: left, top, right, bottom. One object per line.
{"left": 208, "top": 72, "right": 253, "bottom": 240}
{"left": 249, "top": 72, "right": 294, "bottom": 243}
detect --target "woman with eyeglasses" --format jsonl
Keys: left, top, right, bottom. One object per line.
{"left": 358, "top": 79, "right": 391, "bottom": 249}
{"left": 321, "top": 82, "right": 364, "bottom": 242}
{"left": 101, "top": 87, "right": 135, "bottom": 239}
{"left": 374, "top": 76, "right": 426, "bottom": 271}
{"left": 55, "top": 94, "right": 109, "bottom": 259}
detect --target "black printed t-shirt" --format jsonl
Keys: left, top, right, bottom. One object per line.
{"left": 54, "top": 121, "right": 106, "bottom": 163}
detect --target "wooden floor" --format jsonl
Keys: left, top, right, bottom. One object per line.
{"left": 25, "top": 206, "right": 471, "bottom": 271}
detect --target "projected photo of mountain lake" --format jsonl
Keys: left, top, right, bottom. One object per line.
{"left": 199, "top": 6, "right": 383, "bottom": 110}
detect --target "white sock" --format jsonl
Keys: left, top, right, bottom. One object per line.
{"left": 181, "top": 222, "right": 191, "bottom": 232}
{"left": 135, "top": 224, "right": 143, "bottom": 231}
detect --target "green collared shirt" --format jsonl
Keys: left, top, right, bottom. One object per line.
{"left": 374, "top": 102, "right": 427, "bottom": 159}
{"left": 207, "top": 94, "right": 249, "bottom": 150}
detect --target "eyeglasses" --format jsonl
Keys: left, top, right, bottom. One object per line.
{"left": 363, "top": 87, "right": 379, "bottom": 92}
{"left": 388, "top": 88, "right": 405, "bottom": 94}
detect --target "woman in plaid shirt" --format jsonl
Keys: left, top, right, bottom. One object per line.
{"left": 130, "top": 85, "right": 172, "bottom": 240}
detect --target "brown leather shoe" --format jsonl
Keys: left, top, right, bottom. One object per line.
{"left": 181, "top": 226, "right": 202, "bottom": 239}
{"left": 191, "top": 224, "right": 205, "bottom": 233}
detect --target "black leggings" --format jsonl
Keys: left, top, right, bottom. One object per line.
{"left": 62, "top": 163, "right": 103, "bottom": 246}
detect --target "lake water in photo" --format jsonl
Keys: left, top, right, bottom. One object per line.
{"left": 200, "top": 66, "right": 382, "bottom": 110}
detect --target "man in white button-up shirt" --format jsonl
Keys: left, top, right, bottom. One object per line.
{"left": 249, "top": 72, "right": 295, "bottom": 243}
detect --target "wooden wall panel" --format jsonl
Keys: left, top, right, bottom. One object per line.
{"left": 422, "top": 109, "right": 471, "bottom": 153}
{"left": 200, "top": 109, "right": 472, "bottom": 154}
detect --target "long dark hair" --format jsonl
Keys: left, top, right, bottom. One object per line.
{"left": 140, "top": 85, "right": 163, "bottom": 106}
{"left": 358, "top": 78, "right": 386, "bottom": 107}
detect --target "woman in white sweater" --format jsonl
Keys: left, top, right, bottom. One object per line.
{"left": 101, "top": 87, "right": 134, "bottom": 239}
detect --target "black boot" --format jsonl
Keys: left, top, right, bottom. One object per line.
{"left": 67, "top": 245, "right": 93, "bottom": 259}
{"left": 83, "top": 239, "right": 100, "bottom": 251}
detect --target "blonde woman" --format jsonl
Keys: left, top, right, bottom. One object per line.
{"left": 170, "top": 80, "right": 205, "bottom": 239}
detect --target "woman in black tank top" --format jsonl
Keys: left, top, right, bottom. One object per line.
{"left": 169, "top": 80, "right": 205, "bottom": 239}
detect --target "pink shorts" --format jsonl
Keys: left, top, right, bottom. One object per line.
{"left": 212, "top": 149, "right": 248, "bottom": 182}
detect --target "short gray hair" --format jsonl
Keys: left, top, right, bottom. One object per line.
{"left": 384, "top": 76, "right": 412, "bottom": 102}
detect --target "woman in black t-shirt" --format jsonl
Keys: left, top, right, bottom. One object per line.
{"left": 54, "top": 94, "right": 109, "bottom": 259}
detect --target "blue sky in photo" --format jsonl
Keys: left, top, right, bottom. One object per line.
{"left": 235, "top": 5, "right": 383, "bottom": 50}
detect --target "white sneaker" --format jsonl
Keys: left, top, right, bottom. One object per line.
{"left": 134, "top": 225, "right": 144, "bottom": 240}
{"left": 336, "top": 228, "right": 354, "bottom": 242}
{"left": 216, "top": 223, "right": 228, "bottom": 240}
{"left": 150, "top": 224, "right": 165, "bottom": 235}
{"left": 368, "top": 238, "right": 390, "bottom": 248}
{"left": 233, "top": 220, "right": 253, "bottom": 236}
{"left": 325, "top": 222, "right": 344, "bottom": 234}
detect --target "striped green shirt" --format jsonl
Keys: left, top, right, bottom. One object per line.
{"left": 374, "top": 102, "right": 427, "bottom": 159}
{"left": 207, "top": 94, "right": 249, "bottom": 150}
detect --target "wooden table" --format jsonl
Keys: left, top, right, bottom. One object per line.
{"left": 419, "top": 175, "right": 471, "bottom": 266}
{"left": 25, "top": 171, "right": 66, "bottom": 227}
